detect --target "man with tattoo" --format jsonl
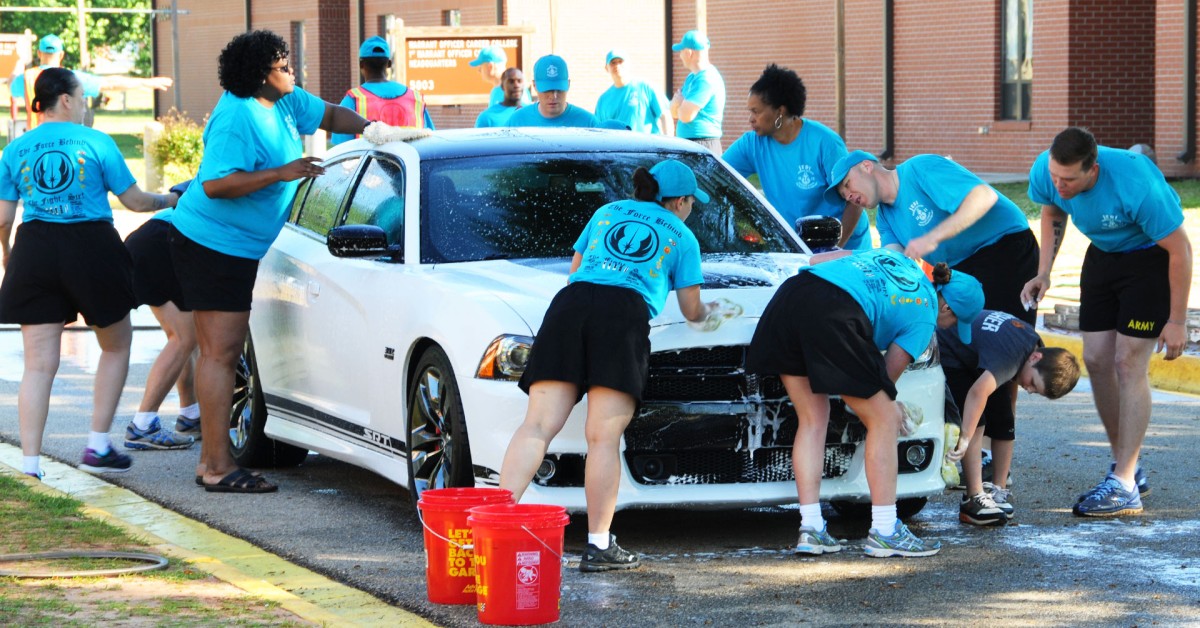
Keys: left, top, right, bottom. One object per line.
{"left": 1022, "top": 127, "right": 1193, "bottom": 517}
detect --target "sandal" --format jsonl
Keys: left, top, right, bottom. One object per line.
{"left": 203, "top": 468, "right": 277, "bottom": 493}
{"left": 196, "top": 469, "right": 261, "bottom": 486}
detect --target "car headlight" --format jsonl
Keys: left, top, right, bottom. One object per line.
{"left": 907, "top": 335, "right": 940, "bottom": 371}
{"left": 475, "top": 334, "right": 534, "bottom": 380}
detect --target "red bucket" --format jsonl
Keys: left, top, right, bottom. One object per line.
{"left": 468, "top": 503, "right": 570, "bottom": 625}
{"left": 417, "top": 487, "right": 513, "bottom": 604}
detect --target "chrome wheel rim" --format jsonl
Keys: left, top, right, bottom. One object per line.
{"left": 409, "top": 364, "right": 456, "bottom": 495}
{"left": 230, "top": 352, "right": 254, "bottom": 450}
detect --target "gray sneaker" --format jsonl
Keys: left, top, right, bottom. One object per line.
{"left": 864, "top": 521, "right": 941, "bottom": 558}
{"left": 960, "top": 492, "right": 1007, "bottom": 526}
{"left": 580, "top": 534, "right": 640, "bottom": 572}
{"left": 125, "top": 416, "right": 194, "bottom": 450}
{"left": 983, "top": 481, "right": 1014, "bottom": 520}
{"left": 174, "top": 415, "right": 203, "bottom": 440}
{"left": 794, "top": 525, "right": 846, "bottom": 555}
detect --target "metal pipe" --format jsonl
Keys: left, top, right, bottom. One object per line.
{"left": 1178, "top": 0, "right": 1196, "bottom": 164}
{"left": 879, "top": 0, "right": 894, "bottom": 161}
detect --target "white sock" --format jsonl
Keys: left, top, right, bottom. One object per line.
{"left": 1111, "top": 474, "right": 1136, "bottom": 492}
{"left": 871, "top": 505, "right": 898, "bottom": 536}
{"left": 179, "top": 403, "right": 200, "bottom": 419}
{"left": 588, "top": 532, "right": 610, "bottom": 550}
{"left": 133, "top": 412, "right": 158, "bottom": 430}
{"left": 22, "top": 456, "right": 40, "bottom": 475}
{"left": 799, "top": 503, "right": 824, "bottom": 531}
{"left": 87, "top": 432, "right": 111, "bottom": 454}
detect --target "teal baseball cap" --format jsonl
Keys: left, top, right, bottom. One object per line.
{"left": 937, "top": 269, "right": 985, "bottom": 344}
{"left": 469, "top": 45, "right": 506, "bottom": 67}
{"left": 672, "top": 30, "right": 710, "bottom": 51}
{"left": 358, "top": 36, "right": 391, "bottom": 59}
{"left": 533, "top": 54, "right": 569, "bottom": 92}
{"left": 605, "top": 49, "right": 626, "bottom": 66}
{"left": 823, "top": 150, "right": 879, "bottom": 206}
{"left": 650, "top": 160, "right": 710, "bottom": 203}
{"left": 39, "top": 34, "right": 64, "bottom": 54}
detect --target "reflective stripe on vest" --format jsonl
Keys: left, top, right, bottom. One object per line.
{"left": 346, "top": 85, "right": 424, "bottom": 136}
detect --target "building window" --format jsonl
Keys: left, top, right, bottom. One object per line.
{"left": 442, "top": 10, "right": 462, "bottom": 27}
{"left": 1001, "top": 0, "right": 1032, "bottom": 120}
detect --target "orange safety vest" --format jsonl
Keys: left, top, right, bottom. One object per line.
{"left": 23, "top": 66, "right": 44, "bottom": 129}
{"left": 346, "top": 85, "right": 425, "bottom": 136}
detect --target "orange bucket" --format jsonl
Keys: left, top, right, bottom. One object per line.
{"left": 416, "top": 487, "right": 513, "bottom": 604}
{"left": 468, "top": 503, "right": 570, "bottom": 625}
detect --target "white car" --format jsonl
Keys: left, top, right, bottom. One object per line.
{"left": 233, "top": 128, "right": 947, "bottom": 517}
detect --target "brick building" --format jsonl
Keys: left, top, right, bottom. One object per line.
{"left": 153, "top": 0, "right": 1200, "bottom": 177}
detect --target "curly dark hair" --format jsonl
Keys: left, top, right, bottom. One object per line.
{"left": 218, "top": 30, "right": 289, "bottom": 98}
{"left": 749, "top": 64, "right": 806, "bottom": 118}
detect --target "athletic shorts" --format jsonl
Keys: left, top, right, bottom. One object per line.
{"left": 1079, "top": 243, "right": 1170, "bottom": 338}
{"left": 0, "top": 220, "right": 135, "bottom": 328}
{"left": 125, "top": 219, "right": 188, "bottom": 311}
{"left": 518, "top": 282, "right": 651, "bottom": 402}
{"left": 168, "top": 225, "right": 259, "bottom": 312}
{"left": 953, "top": 229, "right": 1039, "bottom": 325}
{"left": 746, "top": 272, "right": 897, "bottom": 400}
{"left": 944, "top": 367, "right": 1016, "bottom": 441}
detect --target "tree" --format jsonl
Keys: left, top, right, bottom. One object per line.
{"left": 1, "top": 0, "right": 155, "bottom": 76}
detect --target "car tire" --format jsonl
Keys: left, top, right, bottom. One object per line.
{"left": 230, "top": 334, "right": 309, "bottom": 468}
{"left": 407, "top": 346, "right": 474, "bottom": 504}
{"left": 830, "top": 497, "right": 928, "bottom": 521}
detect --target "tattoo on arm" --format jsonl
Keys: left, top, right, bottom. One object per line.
{"left": 1051, "top": 219, "right": 1065, "bottom": 259}
{"left": 152, "top": 194, "right": 169, "bottom": 211}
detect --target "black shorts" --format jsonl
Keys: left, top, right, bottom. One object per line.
{"left": 944, "top": 367, "right": 1016, "bottom": 441}
{"left": 125, "top": 219, "right": 188, "bottom": 311}
{"left": 954, "top": 229, "right": 1038, "bottom": 325}
{"left": 168, "top": 225, "right": 259, "bottom": 312}
{"left": 747, "top": 272, "right": 897, "bottom": 400}
{"left": 1079, "top": 243, "right": 1170, "bottom": 338}
{"left": 518, "top": 282, "right": 651, "bottom": 402}
{"left": 0, "top": 220, "right": 135, "bottom": 328}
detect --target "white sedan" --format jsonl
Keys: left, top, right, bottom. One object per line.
{"left": 232, "top": 128, "right": 948, "bottom": 517}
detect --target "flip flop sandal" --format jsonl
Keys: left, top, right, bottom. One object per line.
{"left": 203, "top": 468, "right": 277, "bottom": 493}
{"left": 196, "top": 470, "right": 262, "bottom": 486}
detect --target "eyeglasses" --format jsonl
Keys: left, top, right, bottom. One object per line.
{"left": 271, "top": 65, "right": 292, "bottom": 74}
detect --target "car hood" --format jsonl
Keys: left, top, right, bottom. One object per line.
{"left": 433, "top": 253, "right": 810, "bottom": 334}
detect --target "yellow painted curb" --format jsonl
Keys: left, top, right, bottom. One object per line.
{"left": 0, "top": 443, "right": 436, "bottom": 628}
{"left": 1039, "top": 330, "right": 1200, "bottom": 396}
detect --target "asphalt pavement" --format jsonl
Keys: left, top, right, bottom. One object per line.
{"left": 1, "top": 323, "right": 1198, "bottom": 626}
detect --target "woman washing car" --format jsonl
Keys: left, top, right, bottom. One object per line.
{"left": 499, "top": 159, "right": 721, "bottom": 572}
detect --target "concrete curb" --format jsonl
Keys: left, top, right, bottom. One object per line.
{"left": 1039, "top": 330, "right": 1200, "bottom": 396}
{"left": 0, "top": 443, "right": 436, "bottom": 628}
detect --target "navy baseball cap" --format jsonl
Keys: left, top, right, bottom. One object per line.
{"left": 469, "top": 45, "right": 506, "bottom": 67}
{"left": 533, "top": 54, "right": 570, "bottom": 92}
{"left": 39, "top": 34, "right": 64, "bottom": 54}
{"left": 359, "top": 36, "right": 391, "bottom": 59}
{"left": 672, "top": 30, "right": 710, "bottom": 51}
{"left": 823, "top": 150, "right": 879, "bottom": 206}
{"left": 650, "top": 160, "right": 710, "bottom": 203}
{"left": 938, "top": 270, "right": 985, "bottom": 344}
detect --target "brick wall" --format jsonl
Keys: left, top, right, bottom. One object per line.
{"left": 317, "top": 0, "right": 351, "bottom": 103}
{"left": 152, "top": 0, "right": 246, "bottom": 121}
{"left": 1067, "top": 0, "right": 1156, "bottom": 148}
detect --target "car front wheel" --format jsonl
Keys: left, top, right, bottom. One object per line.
{"left": 229, "top": 334, "right": 309, "bottom": 468}
{"left": 407, "top": 346, "right": 474, "bottom": 504}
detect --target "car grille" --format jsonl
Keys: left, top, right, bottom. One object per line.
{"left": 642, "top": 346, "right": 787, "bottom": 402}
{"left": 625, "top": 444, "right": 857, "bottom": 485}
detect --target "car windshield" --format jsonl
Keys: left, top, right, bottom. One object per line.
{"left": 419, "top": 151, "right": 803, "bottom": 263}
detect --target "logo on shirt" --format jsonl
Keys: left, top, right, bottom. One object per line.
{"left": 908, "top": 201, "right": 933, "bottom": 227}
{"left": 604, "top": 221, "right": 659, "bottom": 263}
{"left": 1100, "top": 214, "right": 1125, "bottom": 230}
{"left": 285, "top": 113, "right": 300, "bottom": 141}
{"left": 32, "top": 151, "right": 74, "bottom": 195}
{"left": 795, "top": 164, "right": 820, "bottom": 190}
{"left": 872, "top": 254, "right": 922, "bottom": 293}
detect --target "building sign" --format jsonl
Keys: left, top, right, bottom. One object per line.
{"left": 391, "top": 26, "right": 533, "bottom": 106}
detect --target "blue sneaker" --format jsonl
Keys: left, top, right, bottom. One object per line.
{"left": 1073, "top": 475, "right": 1143, "bottom": 517}
{"left": 864, "top": 521, "right": 941, "bottom": 558}
{"left": 79, "top": 448, "right": 132, "bottom": 473}
{"left": 794, "top": 525, "right": 846, "bottom": 555}
{"left": 125, "top": 417, "right": 195, "bottom": 450}
{"left": 174, "top": 415, "right": 203, "bottom": 441}
{"left": 1076, "top": 465, "right": 1149, "bottom": 503}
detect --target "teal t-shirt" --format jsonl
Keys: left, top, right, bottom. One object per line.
{"left": 805, "top": 248, "right": 938, "bottom": 360}
{"left": 722, "top": 119, "right": 868, "bottom": 249}
{"left": 594, "top": 81, "right": 670, "bottom": 134}
{"left": 571, "top": 199, "right": 704, "bottom": 318}
{"left": 677, "top": 66, "right": 725, "bottom": 139}
{"left": 476, "top": 103, "right": 520, "bottom": 128}
{"left": 507, "top": 103, "right": 598, "bottom": 128}
{"left": 489, "top": 85, "right": 534, "bottom": 107}
{"left": 171, "top": 87, "right": 325, "bottom": 260}
{"left": 876, "top": 155, "right": 1028, "bottom": 266}
{"left": 331, "top": 81, "right": 435, "bottom": 145}
{"left": 0, "top": 121, "right": 135, "bottom": 223}
{"left": 1027, "top": 147, "right": 1183, "bottom": 252}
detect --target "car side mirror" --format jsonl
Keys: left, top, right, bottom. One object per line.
{"left": 327, "top": 224, "right": 390, "bottom": 258}
{"left": 795, "top": 215, "right": 842, "bottom": 253}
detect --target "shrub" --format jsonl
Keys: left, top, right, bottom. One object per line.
{"left": 153, "top": 109, "right": 205, "bottom": 189}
